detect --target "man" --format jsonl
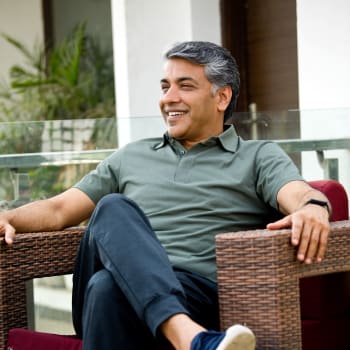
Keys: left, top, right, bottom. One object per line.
{"left": 0, "top": 41, "right": 331, "bottom": 350}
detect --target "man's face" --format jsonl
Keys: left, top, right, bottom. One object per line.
{"left": 159, "top": 58, "right": 227, "bottom": 149}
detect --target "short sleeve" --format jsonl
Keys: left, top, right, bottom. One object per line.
{"left": 73, "top": 151, "right": 121, "bottom": 204}
{"left": 254, "top": 142, "right": 304, "bottom": 209}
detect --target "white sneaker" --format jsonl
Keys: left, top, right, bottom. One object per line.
{"left": 190, "top": 324, "right": 256, "bottom": 350}
{"left": 216, "top": 325, "right": 255, "bottom": 350}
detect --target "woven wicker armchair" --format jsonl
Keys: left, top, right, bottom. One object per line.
{"left": 216, "top": 220, "right": 350, "bottom": 350}
{"left": 1, "top": 180, "right": 350, "bottom": 350}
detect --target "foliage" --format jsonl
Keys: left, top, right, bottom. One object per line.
{"left": 0, "top": 22, "right": 115, "bottom": 122}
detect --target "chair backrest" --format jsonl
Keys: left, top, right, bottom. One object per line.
{"left": 308, "top": 180, "right": 349, "bottom": 221}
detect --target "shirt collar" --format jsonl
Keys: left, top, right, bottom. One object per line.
{"left": 153, "top": 133, "right": 171, "bottom": 150}
{"left": 152, "top": 124, "right": 239, "bottom": 153}
{"left": 217, "top": 124, "right": 239, "bottom": 153}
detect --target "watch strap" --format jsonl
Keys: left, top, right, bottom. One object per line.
{"left": 304, "top": 198, "right": 331, "bottom": 216}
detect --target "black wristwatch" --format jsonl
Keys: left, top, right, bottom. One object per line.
{"left": 304, "top": 199, "right": 331, "bottom": 216}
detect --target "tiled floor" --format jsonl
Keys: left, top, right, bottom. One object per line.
{"left": 34, "top": 278, "right": 75, "bottom": 335}
{"left": 35, "top": 313, "right": 75, "bottom": 335}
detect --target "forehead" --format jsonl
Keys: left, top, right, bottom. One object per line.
{"left": 162, "top": 58, "right": 208, "bottom": 82}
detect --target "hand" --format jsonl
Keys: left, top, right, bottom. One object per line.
{"left": 266, "top": 204, "right": 330, "bottom": 264}
{"left": 0, "top": 219, "right": 16, "bottom": 245}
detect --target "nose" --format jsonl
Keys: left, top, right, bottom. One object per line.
{"left": 160, "top": 85, "right": 181, "bottom": 105}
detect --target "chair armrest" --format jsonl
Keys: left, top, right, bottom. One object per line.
{"left": 215, "top": 220, "right": 350, "bottom": 350}
{"left": 0, "top": 228, "right": 84, "bottom": 349}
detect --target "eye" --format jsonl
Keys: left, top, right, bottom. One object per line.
{"left": 161, "top": 84, "right": 169, "bottom": 93}
{"left": 180, "top": 83, "right": 195, "bottom": 90}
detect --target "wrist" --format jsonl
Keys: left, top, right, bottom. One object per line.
{"left": 303, "top": 198, "right": 331, "bottom": 218}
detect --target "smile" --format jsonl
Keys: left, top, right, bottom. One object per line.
{"left": 167, "top": 111, "right": 185, "bottom": 117}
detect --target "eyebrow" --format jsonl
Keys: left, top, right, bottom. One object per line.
{"left": 160, "top": 77, "right": 199, "bottom": 85}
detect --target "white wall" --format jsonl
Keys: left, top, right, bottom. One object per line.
{"left": 111, "top": 0, "right": 221, "bottom": 145}
{"left": 191, "top": 0, "right": 221, "bottom": 43}
{"left": 297, "top": 0, "right": 350, "bottom": 109}
{"left": 297, "top": 0, "right": 350, "bottom": 198}
{"left": 0, "top": 0, "right": 44, "bottom": 84}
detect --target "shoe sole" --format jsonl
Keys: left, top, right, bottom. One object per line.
{"left": 216, "top": 324, "right": 256, "bottom": 350}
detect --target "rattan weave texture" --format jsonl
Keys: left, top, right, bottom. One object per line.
{"left": 216, "top": 220, "right": 350, "bottom": 350}
{"left": 0, "top": 228, "right": 84, "bottom": 349}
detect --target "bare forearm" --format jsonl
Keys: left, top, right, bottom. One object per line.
{"left": 0, "top": 188, "right": 95, "bottom": 234}
{"left": 0, "top": 188, "right": 94, "bottom": 245}
{"left": 0, "top": 199, "right": 67, "bottom": 233}
{"left": 277, "top": 181, "right": 331, "bottom": 216}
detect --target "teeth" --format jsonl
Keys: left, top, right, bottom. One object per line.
{"left": 168, "top": 112, "right": 184, "bottom": 116}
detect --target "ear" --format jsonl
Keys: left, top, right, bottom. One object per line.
{"left": 216, "top": 86, "right": 233, "bottom": 113}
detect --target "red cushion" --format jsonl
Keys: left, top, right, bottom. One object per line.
{"left": 301, "top": 180, "right": 350, "bottom": 350}
{"left": 7, "top": 328, "right": 82, "bottom": 350}
{"left": 309, "top": 180, "right": 349, "bottom": 221}
{"left": 301, "top": 180, "right": 349, "bottom": 319}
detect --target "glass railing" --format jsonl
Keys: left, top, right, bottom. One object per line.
{"left": 1, "top": 110, "right": 350, "bottom": 209}
{"left": 0, "top": 118, "right": 117, "bottom": 209}
{"left": 229, "top": 108, "right": 350, "bottom": 187}
{"left": 0, "top": 108, "right": 350, "bottom": 210}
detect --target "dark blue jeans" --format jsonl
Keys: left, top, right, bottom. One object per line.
{"left": 72, "top": 194, "right": 219, "bottom": 349}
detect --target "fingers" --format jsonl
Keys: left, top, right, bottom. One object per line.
{"left": 267, "top": 215, "right": 302, "bottom": 247}
{"left": 267, "top": 215, "right": 301, "bottom": 246}
{"left": 315, "top": 226, "right": 329, "bottom": 262}
{"left": 294, "top": 217, "right": 329, "bottom": 264}
{"left": 267, "top": 210, "right": 330, "bottom": 264}
{"left": 266, "top": 215, "right": 292, "bottom": 230}
{"left": 0, "top": 223, "right": 16, "bottom": 245}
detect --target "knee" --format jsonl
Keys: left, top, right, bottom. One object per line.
{"left": 96, "top": 193, "right": 127, "bottom": 211}
{"left": 88, "top": 193, "right": 149, "bottom": 242}
{"left": 91, "top": 193, "right": 130, "bottom": 227}
{"left": 95, "top": 193, "right": 140, "bottom": 217}
{"left": 85, "top": 269, "right": 118, "bottom": 303}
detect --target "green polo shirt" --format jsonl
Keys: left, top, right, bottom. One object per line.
{"left": 74, "top": 125, "right": 303, "bottom": 281}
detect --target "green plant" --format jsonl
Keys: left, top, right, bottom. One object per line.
{"left": 0, "top": 22, "right": 115, "bottom": 122}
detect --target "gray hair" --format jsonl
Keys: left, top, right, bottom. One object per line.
{"left": 164, "top": 41, "right": 240, "bottom": 122}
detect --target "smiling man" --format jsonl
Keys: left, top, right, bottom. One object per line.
{"left": 0, "top": 41, "right": 331, "bottom": 350}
